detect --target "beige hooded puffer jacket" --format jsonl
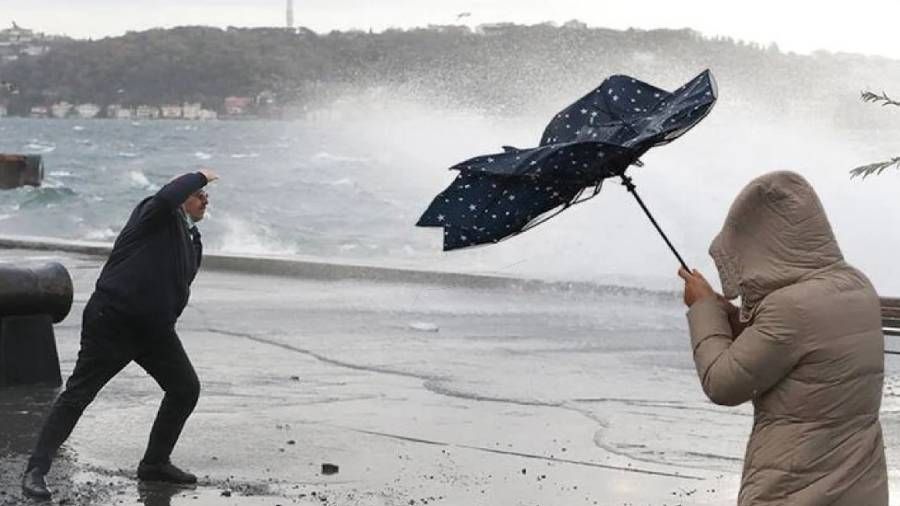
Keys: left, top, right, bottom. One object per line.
{"left": 686, "top": 171, "right": 887, "bottom": 505}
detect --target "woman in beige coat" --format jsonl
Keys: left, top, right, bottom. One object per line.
{"left": 679, "top": 171, "right": 888, "bottom": 505}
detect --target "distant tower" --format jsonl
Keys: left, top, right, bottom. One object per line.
{"left": 286, "top": 0, "right": 294, "bottom": 29}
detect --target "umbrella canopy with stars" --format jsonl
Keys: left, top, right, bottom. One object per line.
{"left": 416, "top": 69, "right": 718, "bottom": 269}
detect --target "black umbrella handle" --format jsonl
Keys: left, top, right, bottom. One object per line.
{"left": 619, "top": 175, "right": 690, "bottom": 272}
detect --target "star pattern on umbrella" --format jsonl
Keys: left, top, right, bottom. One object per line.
{"left": 418, "top": 70, "right": 718, "bottom": 251}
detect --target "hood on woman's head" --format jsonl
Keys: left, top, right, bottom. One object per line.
{"left": 710, "top": 171, "right": 843, "bottom": 321}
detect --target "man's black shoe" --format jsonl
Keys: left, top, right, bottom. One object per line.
{"left": 137, "top": 462, "right": 197, "bottom": 484}
{"left": 21, "top": 467, "right": 52, "bottom": 499}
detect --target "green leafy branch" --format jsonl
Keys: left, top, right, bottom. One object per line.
{"left": 851, "top": 89, "right": 900, "bottom": 178}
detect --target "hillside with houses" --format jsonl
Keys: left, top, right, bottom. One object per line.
{"left": 1, "top": 22, "right": 900, "bottom": 125}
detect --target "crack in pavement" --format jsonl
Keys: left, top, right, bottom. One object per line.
{"left": 199, "top": 327, "right": 445, "bottom": 382}
{"left": 340, "top": 427, "right": 705, "bottom": 481}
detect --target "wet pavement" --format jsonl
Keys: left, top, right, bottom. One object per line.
{"left": 1, "top": 248, "right": 898, "bottom": 504}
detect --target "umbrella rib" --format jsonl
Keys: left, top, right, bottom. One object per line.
{"left": 517, "top": 185, "right": 602, "bottom": 235}
{"left": 516, "top": 206, "right": 571, "bottom": 234}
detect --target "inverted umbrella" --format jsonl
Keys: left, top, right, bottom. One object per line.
{"left": 417, "top": 69, "right": 718, "bottom": 270}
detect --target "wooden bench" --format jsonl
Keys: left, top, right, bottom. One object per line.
{"left": 883, "top": 298, "right": 900, "bottom": 337}
{"left": 882, "top": 298, "right": 900, "bottom": 355}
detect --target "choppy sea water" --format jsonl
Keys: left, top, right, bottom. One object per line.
{"left": 1, "top": 109, "right": 899, "bottom": 294}
{"left": 0, "top": 118, "right": 430, "bottom": 258}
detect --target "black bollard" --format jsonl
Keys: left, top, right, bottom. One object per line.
{"left": 0, "top": 315, "right": 61, "bottom": 386}
{"left": 0, "top": 153, "right": 43, "bottom": 189}
{"left": 0, "top": 262, "right": 73, "bottom": 323}
{"left": 0, "top": 262, "right": 73, "bottom": 387}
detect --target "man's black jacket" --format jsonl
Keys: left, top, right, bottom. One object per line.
{"left": 95, "top": 172, "right": 207, "bottom": 327}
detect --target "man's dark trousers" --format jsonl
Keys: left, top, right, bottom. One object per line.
{"left": 27, "top": 294, "right": 200, "bottom": 474}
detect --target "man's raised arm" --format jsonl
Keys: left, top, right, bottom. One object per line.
{"left": 138, "top": 169, "right": 218, "bottom": 226}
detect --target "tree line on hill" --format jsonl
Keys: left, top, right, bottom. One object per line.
{"left": 0, "top": 22, "right": 898, "bottom": 126}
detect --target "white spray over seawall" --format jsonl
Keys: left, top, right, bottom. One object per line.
{"left": 302, "top": 87, "right": 900, "bottom": 293}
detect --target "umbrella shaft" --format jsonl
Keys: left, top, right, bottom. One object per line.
{"left": 620, "top": 175, "right": 690, "bottom": 271}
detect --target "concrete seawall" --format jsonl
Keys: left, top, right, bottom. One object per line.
{"left": 0, "top": 234, "right": 674, "bottom": 298}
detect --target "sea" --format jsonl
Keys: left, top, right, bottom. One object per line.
{"left": 1, "top": 102, "right": 899, "bottom": 294}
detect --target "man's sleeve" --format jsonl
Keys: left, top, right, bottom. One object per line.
{"left": 687, "top": 295, "right": 801, "bottom": 406}
{"left": 135, "top": 172, "right": 208, "bottom": 228}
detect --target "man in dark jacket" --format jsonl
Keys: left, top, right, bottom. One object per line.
{"left": 22, "top": 170, "right": 218, "bottom": 499}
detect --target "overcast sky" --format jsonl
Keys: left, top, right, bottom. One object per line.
{"left": 3, "top": 0, "right": 899, "bottom": 59}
